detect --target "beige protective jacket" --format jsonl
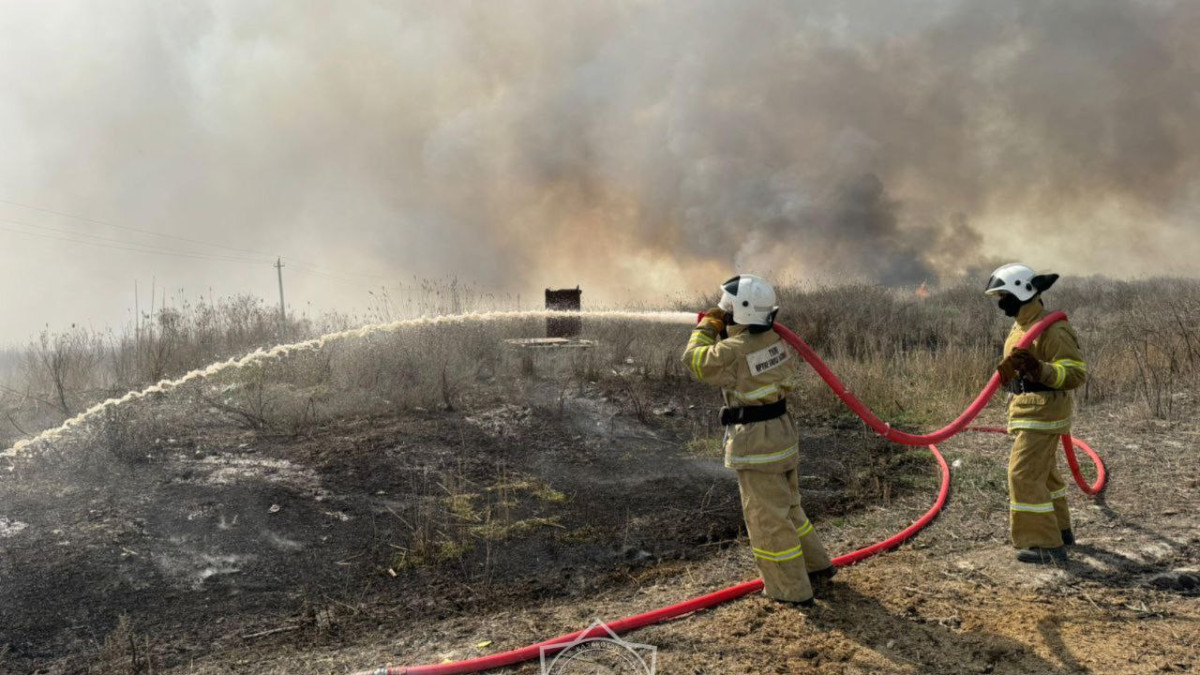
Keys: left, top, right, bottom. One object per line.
{"left": 1004, "top": 300, "right": 1088, "bottom": 434}
{"left": 682, "top": 319, "right": 801, "bottom": 472}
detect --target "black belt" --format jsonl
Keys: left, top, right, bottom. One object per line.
{"left": 720, "top": 399, "right": 787, "bottom": 426}
{"left": 1010, "top": 379, "right": 1054, "bottom": 394}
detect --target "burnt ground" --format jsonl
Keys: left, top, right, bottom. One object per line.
{"left": 2, "top": 381, "right": 1198, "bottom": 674}
{"left": 0, "top": 380, "right": 881, "bottom": 674}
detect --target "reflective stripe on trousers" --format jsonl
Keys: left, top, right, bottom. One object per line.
{"left": 1009, "top": 417, "right": 1071, "bottom": 432}
{"left": 727, "top": 444, "right": 799, "bottom": 467}
{"left": 1010, "top": 501, "right": 1055, "bottom": 513}
{"left": 1009, "top": 429, "right": 1071, "bottom": 549}
{"left": 753, "top": 543, "right": 805, "bottom": 562}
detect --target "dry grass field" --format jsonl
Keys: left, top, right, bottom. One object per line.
{"left": 0, "top": 278, "right": 1197, "bottom": 674}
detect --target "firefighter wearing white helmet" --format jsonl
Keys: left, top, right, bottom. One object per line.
{"left": 682, "top": 274, "right": 835, "bottom": 605}
{"left": 985, "top": 263, "right": 1088, "bottom": 564}
{"left": 985, "top": 263, "right": 1043, "bottom": 307}
{"left": 718, "top": 274, "right": 780, "bottom": 326}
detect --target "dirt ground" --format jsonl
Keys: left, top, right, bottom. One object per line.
{"left": 1, "top": 381, "right": 1198, "bottom": 674}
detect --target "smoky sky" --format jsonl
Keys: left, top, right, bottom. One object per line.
{"left": 1, "top": 0, "right": 1198, "bottom": 342}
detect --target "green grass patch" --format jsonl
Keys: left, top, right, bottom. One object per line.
{"left": 560, "top": 523, "right": 609, "bottom": 543}
{"left": 470, "top": 516, "right": 563, "bottom": 541}
{"left": 486, "top": 478, "right": 569, "bottom": 503}
{"left": 443, "top": 493, "right": 481, "bottom": 522}
{"left": 392, "top": 538, "right": 473, "bottom": 569}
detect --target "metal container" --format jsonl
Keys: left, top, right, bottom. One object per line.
{"left": 545, "top": 287, "right": 582, "bottom": 338}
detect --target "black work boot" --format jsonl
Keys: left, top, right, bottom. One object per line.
{"left": 787, "top": 597, "right": 816, "bottom": 608}
{"left": 809, "top": 566, "right": 838, "bottom": 582}
{"left": 1016, "top": 546, "right": 1068, "bottom": 564}
{"left": 1061, "top": 529, "right": 1076, "bottom": 546}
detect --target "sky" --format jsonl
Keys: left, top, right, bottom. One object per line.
{"left": 1, "top": 0, "right": 1198, "bottom": 343}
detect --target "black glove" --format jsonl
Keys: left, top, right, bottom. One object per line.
{"left": 997, "top": 355, "right": 1018, "bottom": 386}
{"left": 1009, "top": 348, "right": 1042, "bottom": 379}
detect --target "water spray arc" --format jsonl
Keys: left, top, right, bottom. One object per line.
{"left": 0, "top": 310, "right": 695, "bottom": 459}
{"left": 352, "top": 312, "right": 1107, "bottom": 675}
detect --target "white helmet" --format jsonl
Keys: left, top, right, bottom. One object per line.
{"left": 984, "top": 263, "right": 1058, "bottom": 301}
{"left": 718, "top": 274, "right": 778, "bottom": 326}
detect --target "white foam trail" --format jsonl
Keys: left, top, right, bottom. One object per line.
{"left": 1, "top": 310, "right": 695, "bottom": 458}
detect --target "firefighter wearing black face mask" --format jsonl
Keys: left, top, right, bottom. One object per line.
{"left": 985, "top": 263, "right": 1088, "bottom": 564}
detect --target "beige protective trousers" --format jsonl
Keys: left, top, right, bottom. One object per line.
{"left": 1009, "top": 430, "right": 1072, "bottom": 549}
{"left": 737, "top": 468, "right": 833, "bottom": 602}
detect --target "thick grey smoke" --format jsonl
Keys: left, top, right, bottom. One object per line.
{"left": 1, "top": 0, "right": 1198, "bottom": 340}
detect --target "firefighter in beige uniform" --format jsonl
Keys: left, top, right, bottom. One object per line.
{"left": 985, "top": 263, "right": 1087, "bottom": 564}
{"left": 683, "top": 274, "right": 835, "bottom": 604}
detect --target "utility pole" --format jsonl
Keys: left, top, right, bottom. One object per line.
{"left": 275, "top": 257, "right": 287, "bottom": 336}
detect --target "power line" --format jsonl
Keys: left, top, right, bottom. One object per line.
{"left": 0, "top": 217, "right": 266, "bottom": 264}
{"left": 0, "top": 218, "right": 399, "bottom": 284}
{"left": 0, "top": 222, "right": 270, "bottom": 265}
{"left": 0, "top": 196, "right": 278, "bottom": 260}
{"left": 0, "top": 216, "right": 270, "bottom": 264}
{"left": 283, "top": 258, "right": 396, "bottom": 285}
{"left": 0, "top": 218, "right": 398, "bottom": 288}
{"left": 0, "top": 195, "right": 403, "bottom": 283}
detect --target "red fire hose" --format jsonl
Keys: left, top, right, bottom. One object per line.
{"left": 967, "top": 426, "right": 1106, "bottom": 496}
{"left": 355, "top": 312, "right": 1106, "bottom": 675}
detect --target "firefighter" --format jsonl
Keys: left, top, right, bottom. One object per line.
{"left": 683, "top": 274, "right": 835, "bottom": 605}
{"left": 985, "top": 263, "right": 1087, "bottom": 564}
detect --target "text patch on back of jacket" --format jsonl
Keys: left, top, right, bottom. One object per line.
{"left": 746, "top": 342, "right": 791, "bottom": 375}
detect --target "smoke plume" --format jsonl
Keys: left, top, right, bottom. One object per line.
{"left": 1, "top": 0, "right": 1198, "bottom": 338}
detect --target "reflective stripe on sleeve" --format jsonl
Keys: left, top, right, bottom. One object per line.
{"left": 1050, "top": 487, "right": 1068, "bottom": 500}
{"left": 796, "top": 519, "right": 814, "bottom": 538}
{"left": 1050, "top": 362, "right": 1067, "bottom": 388}
{"left": 690, "top": 346, "right": 710, "bottom": 380}
{"left": 1049, "top": 358, "right": 1086, "bottom": 388}
{"left": 1057, "top": 359, "right": 1087, "bottom": 372}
